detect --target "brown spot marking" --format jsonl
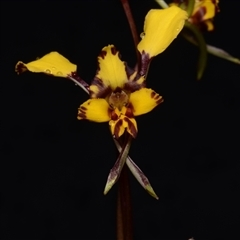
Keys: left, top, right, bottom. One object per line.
{"left": 212, "top": 0, "right": 220, "bottom": 12}
{"left": 71, "top": 72, "right": 78, "bottom": 78}
{"left": 124, "top": 117, "right": 137, "bottom": 138}
{"left": 111, "top": 111, "right": 119, "bottom": 121}
{"left": 139, "top": 51, "right": 151, "bottom": 76}
{"left": 15, "top": 62, "right": 27, "bottom": 74}
{"left": 125, "top": 106, "right": 134, "bottom": 118}
{"left": 114, "top": 119, "right": 123, "bottom": 139}
{"left": 110, "top": 46, "right": 117, "bottom": 55}
{"left": 113, "top": 87, "right": 122, "bottom": 93}
{"left": 99, "top": 50, "right": 107, "bottom": 59}
{"left": 124, "top": 82, "right": 143, "bottom": 93}
{"left": 151, "top": 91, "right": 156, "bottom": 99}
{"left": 154, "top": 94, "right": 160, "bottom": 100}
{"left": 192, "top": 6, "right": 207, "bottom": 23}
{"left": 156, "top": 97, "right": 164, "bottom": 105}
{"left": 80, "top": 106, "right": 87, "bottom": 111}
{"left": 90, "top": 76, "right": 111, "bottom": 98}
{"left": 92, "top": 76, "right": 104, "bottom": 88}
{"left": 69, "top": 72, "right": 90, "bottom": 90}
{"left": 77, "top": 112, "right": 86, "bottom": 119}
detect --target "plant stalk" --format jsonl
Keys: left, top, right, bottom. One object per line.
{"left": 116, "top": 165, "right": 133, "bottom": 240}
{"left": 120, "top": 0, "right": 140, "bottom": 70}
{"left": 116, "top": 134, "right": 133, "bottom": 240}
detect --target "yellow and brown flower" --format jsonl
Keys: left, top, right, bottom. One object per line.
{"left": 173, "top": 0, "right": 220, "bottom": 31}
{"left": 15, "top": 6, "right": 188, "bottom": 198}
{"left": 190, "top": 0, "right": 219, "bottom": 31}
{"left": 77, "top": 45, "right": 163, "bottom": 139}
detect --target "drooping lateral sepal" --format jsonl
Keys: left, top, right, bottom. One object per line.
{"left": 114, "top": 139, "right": 158, "bottom": 199}
{"left": 104, "top": 135, "right": 132, "bottom": 195}
{"left": 77, "top": 99, "right": 111, "bottom": 122}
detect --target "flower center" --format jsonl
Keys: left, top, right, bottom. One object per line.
{"left": 108, "top": 89, "right": 129, "bottom": 111}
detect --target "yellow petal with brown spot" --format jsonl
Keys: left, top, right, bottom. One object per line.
{"left": 94, "top": 45, "right": 128, "bottom": 91}
{"left": 15, "top": 52, "right": 76, "bottom": 77}
{"left": 130, "top": 88, "right": 163, "bottom": 116}
{"left": 109, "top": 115, "right": 138, "bottom": 139}
{"left": 77, "top": 99, "right": 110, "bottom": 122}
{"left": 193, "top": 0, "right": 217, "bottom": 21}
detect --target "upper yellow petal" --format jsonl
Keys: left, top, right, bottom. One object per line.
{"left": 15, "top": 52, "right": 77, "bottom": 77}
{"left": 77, "top": 99, "right": 111, "bottom": 122}
{"left": 129, "top": 88, "right": 163, "bottom": 116}
{"left": 137, "top": 6, "right": 188, "bottom": 58}
{"left": 94, "top": 45, "right": 128, "bottom": 91}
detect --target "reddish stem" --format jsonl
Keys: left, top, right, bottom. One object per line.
{"left": 120, "top": 0, "right": 141, "bottom": 70}
{"left": 116, "top": 134, "right": 133, "bottom": 240}
{"left": 117, "top": 165, "right": 133, "bottom": 240}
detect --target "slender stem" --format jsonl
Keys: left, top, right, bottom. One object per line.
{"left": 182, "top": 32, "right": 240, "bottom": 64}
{"left": 116, "top": 134, "right": 133, "bottom": 240}
{"left": 186, "top": 0, "right": 195, "bottom": 17}
{"left": 184, "top": 21, "right": 207, "bottom": 80}
{"left": 120, "top": 0, "right": 140, "bottom": 70}
{"left": 67, "top": 74, "right": 89, "bottom": 94}
{"left": 117, "top": 192, "right": 124, "bottom": 240}
{"left": 117, "top": 163, "right": 133, "bottom": 240}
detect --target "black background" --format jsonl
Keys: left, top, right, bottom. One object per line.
{"left": 1, "top": 0, "right": 240, "bottom": 239}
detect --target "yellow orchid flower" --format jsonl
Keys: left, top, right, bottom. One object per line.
{"left": 15, "top": 6, "right": 187, "bottom": 198}
{"left": 190, "top": 0, "right": 220, "bottom": 31}
{"left": 137, "top": 6, "right": 187, "bottom": 58}
{"left": 77, "top": 45, "right": 163, "bottom": 139}
{"left": 172, "top": 0, "right": 220, "bottom": 31}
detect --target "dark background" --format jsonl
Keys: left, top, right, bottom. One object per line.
{"left": 1, "top": 0, "right": 240, "bottom": 239}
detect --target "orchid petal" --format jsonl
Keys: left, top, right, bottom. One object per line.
{"left": 192, "top": 0, "right": 218, "bottom": 21}
{"left": 77, "top": 99, "right": 110, "bottom": 122}
{"left": 109, "top": 114, "right": 138, "bottom": 139}
{"left": 104, "top": 135, "right": 132, "bottom": 195}
{"left": 15, "top": 52, "right": 76, "bottom": 77}
{"left": 129, "top": 88, "right": 163, "bottom": 116}
{"left": 114, "top": 139, "right": 158, "bottom": 199}
{"left": 90, "top": 45, "right": 128, "bottom": 98}
{"left": 137, "top": 6, "right": 188, "bottom": 58}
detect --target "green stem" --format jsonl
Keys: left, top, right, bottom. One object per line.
{"left": 182, "top": 33, "right": 240, "bottom": 65}
{"left": 186, "top": 0, "right": 195, "bottom": 17}
{"left": 184, "top": 21, "right": 207, "bottom": 80}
